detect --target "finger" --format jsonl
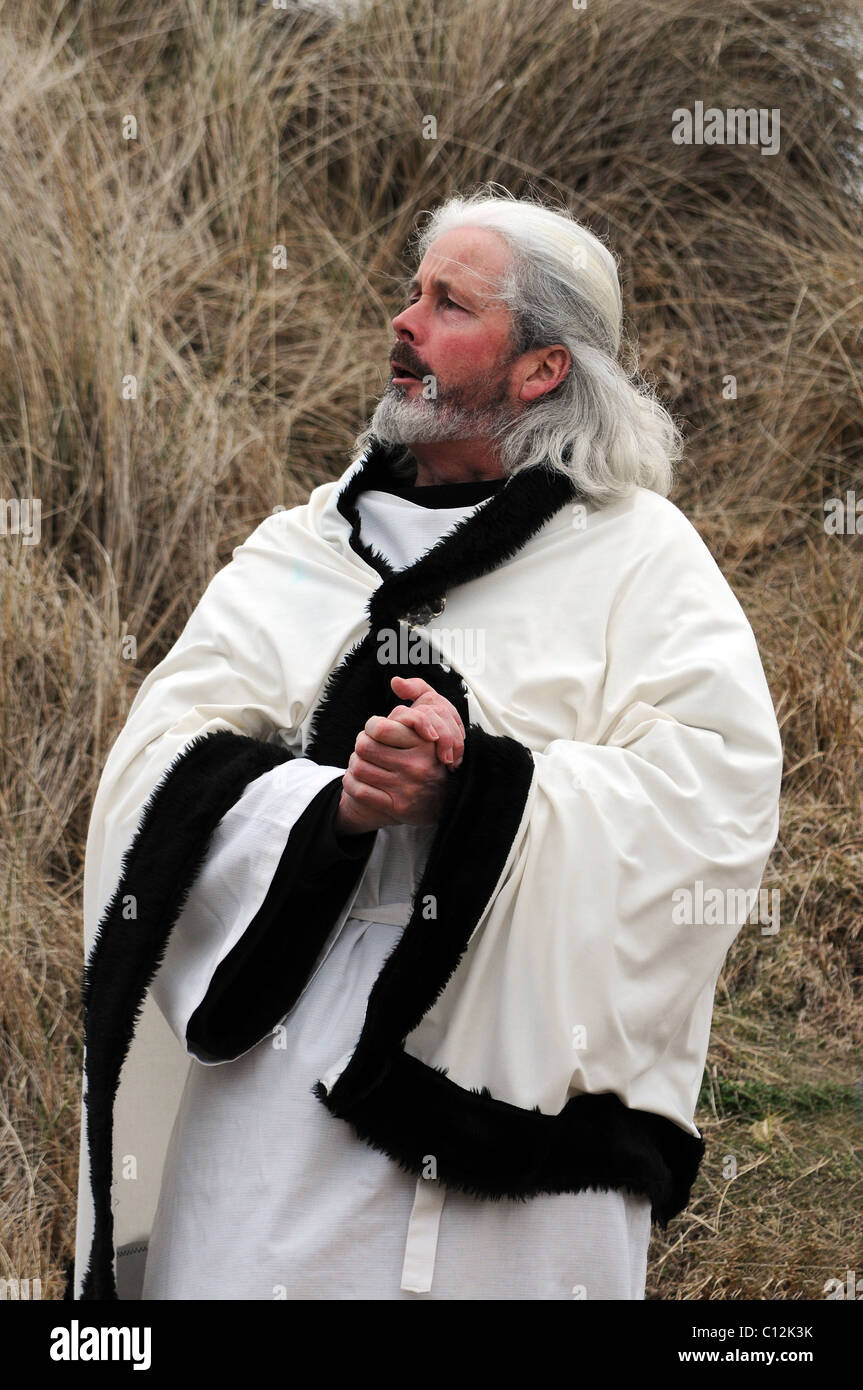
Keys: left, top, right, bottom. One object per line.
{"left": 380, "top": 704, "right": 443, "bottom": 739}
{"left": 347, "top": 751, "right": 401, "bottom": 792}
{"left": 437, "top": 698, "right": 466, "bottom": 741}
{"left": 337, "top": 786, "right": 382, "bottom": 835}
{"left": 390, "top": 675, "right": 433, "bottom": 698}
{"left": 408, "top": 697, "right": 465, "bottom": 763}
{"left": 342, "top": 764, "right": 397, "bottom": 815}
{"left": 411, "top": 690, "right": 467, "bottom": 742}
{"left": 354, "top": 730, "right": 427, "bottom": 771}
{"left": 433, "top": 729, "right": 459, "bottom": 766}
{"left": 389, "top": 706, "right": 444, "bottom": 739}
{"left": 364, "top": 713, "right": 423, "bottom": 748}
{"left": 384, "top": 706, "right": 443, "bottom": 742}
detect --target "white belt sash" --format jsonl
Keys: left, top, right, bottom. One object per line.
{"left": 349, "top": 901, "right": 414, "bottom": 926}
{"left": 400, "top": 1177, "right": 446, "bottom": 1293}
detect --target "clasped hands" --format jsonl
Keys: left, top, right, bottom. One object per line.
{"left": 334, "top": 675, "right": 466, "bottom": 835}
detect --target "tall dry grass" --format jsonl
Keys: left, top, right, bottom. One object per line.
{"left": 0, "top": 0, "right": 861, "bottom": 1299}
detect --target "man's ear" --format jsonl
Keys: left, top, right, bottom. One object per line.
{"left": 517, "top": 345, "right": 571, "bottom": 403}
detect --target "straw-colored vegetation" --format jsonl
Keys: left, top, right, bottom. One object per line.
{"left": 1, "top": 0, "right": 861, "bottom": 1300}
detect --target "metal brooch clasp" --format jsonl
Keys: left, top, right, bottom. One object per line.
{"left": 403, "top": 595, "right": 446, "bottom": 628}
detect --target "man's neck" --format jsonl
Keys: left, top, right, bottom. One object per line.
{"left": 407, "top": 438, "right": 507, "bottom": 486}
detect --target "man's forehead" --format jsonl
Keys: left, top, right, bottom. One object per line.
{"left": 405, "top": 252, "right": 505, "bottom": 307}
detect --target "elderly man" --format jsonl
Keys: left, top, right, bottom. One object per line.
{"left": 72, "top": 188, "right": 783, "bottom": 1301}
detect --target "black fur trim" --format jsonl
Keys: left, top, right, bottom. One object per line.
{"left": 80, "top": 729, "right": 294, "bottom": 1299}
{"left": 185, "top": 778, "right": 377, "bottom": 1061}
{"left": 334, "top": 436, "right": 578, "bottom": 621}
{"left": 314, "top": 1050, "right": 704, "bottom": 1227}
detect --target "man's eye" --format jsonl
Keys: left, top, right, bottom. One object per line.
{"left": 405, "top": 294, "right": 464, "bottom": 310}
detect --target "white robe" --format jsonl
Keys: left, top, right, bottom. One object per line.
{"left": 139, "top": 489, "right": 652, "bottom": 1299}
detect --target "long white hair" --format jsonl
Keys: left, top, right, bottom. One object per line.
{"left": 376, "top": 184, "right": 683, "bottom": 505}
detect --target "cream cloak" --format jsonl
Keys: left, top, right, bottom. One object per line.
{"left": 72, "top": 438, "right": 783, "bottom": 1298}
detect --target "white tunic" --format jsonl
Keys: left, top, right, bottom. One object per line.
{"left": 140, "top": 486, "right": 652, "bottom": 1301}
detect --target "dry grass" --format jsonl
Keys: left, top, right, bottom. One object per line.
{"left": 0, "top": 0, "right": 861, "bottom": 1300}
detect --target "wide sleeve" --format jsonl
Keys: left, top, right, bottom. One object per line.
{"left": 408, "top": 496, "right": 785, "bottom": 1137}
{"left": 147, "top": 758, "right": 377, "bottom": 1065}
{"left": 82, "top": 505, "right": 361, "bottom": 968}
{"left": 77, "top": 504, "right": 372, "bottom": 1299}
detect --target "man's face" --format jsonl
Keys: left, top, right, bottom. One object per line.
{"left": 370, "top": 227, "right": 525, "bottom": 448}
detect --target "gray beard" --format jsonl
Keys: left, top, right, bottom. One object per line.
{"left": 369, "top": 382, "right": 519, "bottom": 449}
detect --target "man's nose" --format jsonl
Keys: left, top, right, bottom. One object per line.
{"left": 392, "top": 300, "right": 422, "bottom": 338}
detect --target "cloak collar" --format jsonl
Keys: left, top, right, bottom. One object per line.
{"left": 333, "top": 434, "right": 579, "bottom": 631}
